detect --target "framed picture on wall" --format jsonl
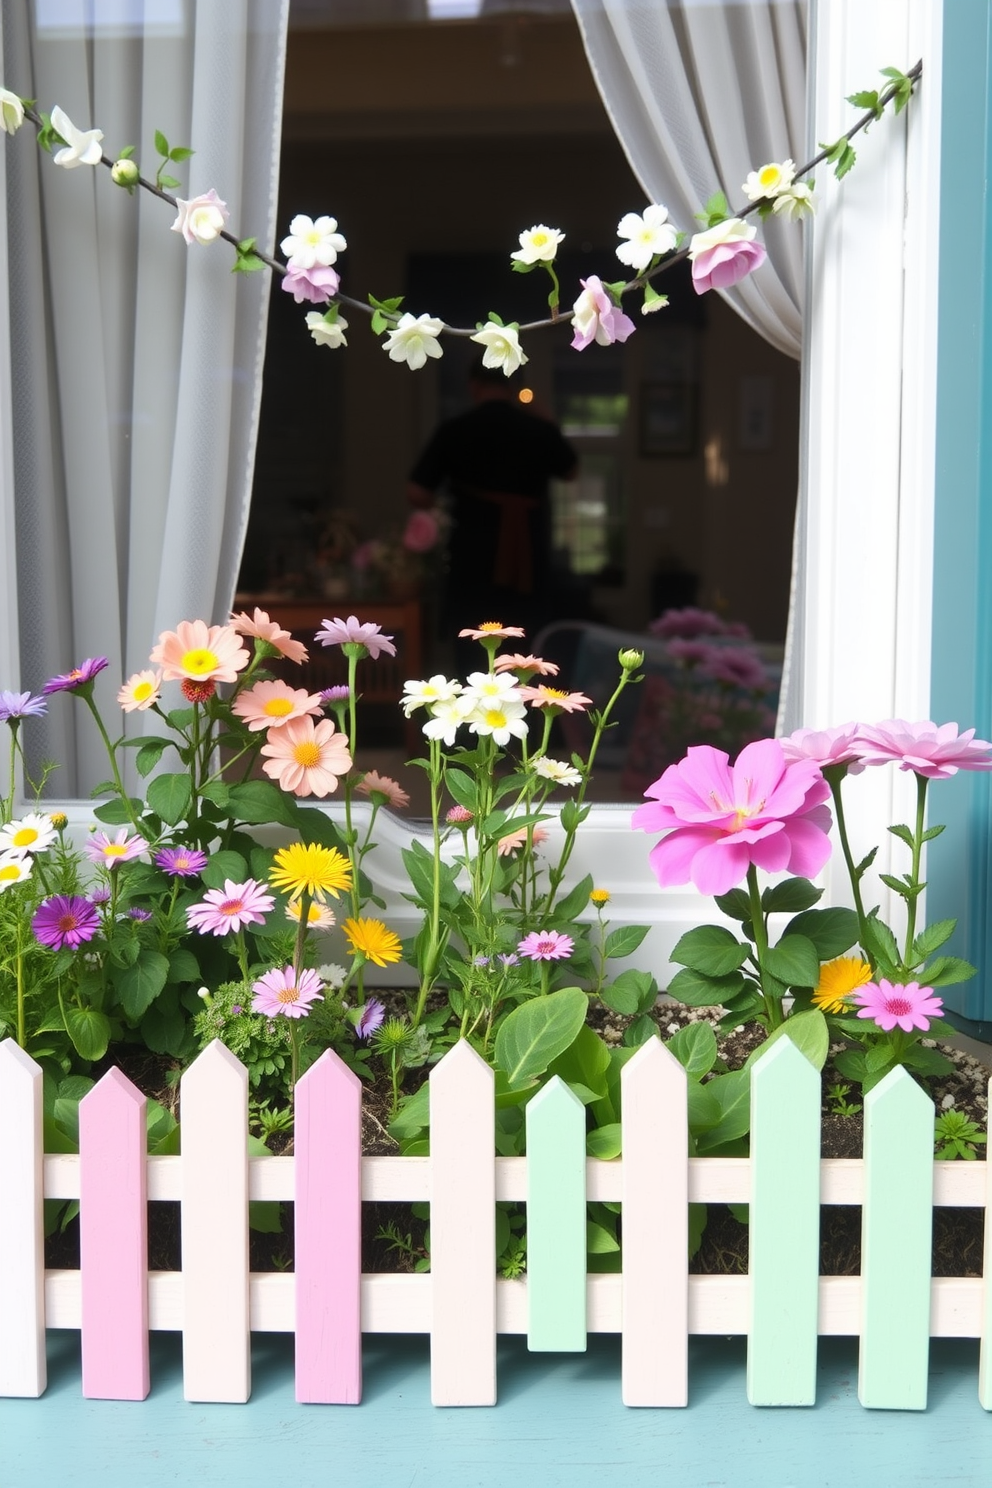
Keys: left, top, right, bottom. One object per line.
{"left": 639, "top": 380, "right": 697, "bottom": 456}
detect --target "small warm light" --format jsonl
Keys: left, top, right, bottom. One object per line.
{"left": 518, "top": 387, "right": 535, "bottom": 405}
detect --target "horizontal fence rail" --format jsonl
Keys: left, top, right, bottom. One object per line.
{"left": 0, "top": 1036, "right": 990, "bottom": 1410}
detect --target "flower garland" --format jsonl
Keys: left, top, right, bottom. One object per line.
{"left": 0, "top": 60, "right": 921, "bottom": 372}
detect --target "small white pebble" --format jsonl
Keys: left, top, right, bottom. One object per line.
{"left": 940, "top": 1094, "right": 955, "bottom": 1110}
{"left": 667, "top": 1023, "right": 680, "bottom": 1035}
{"left": 735, "top": 1025, "right": 745, "bottom": 1034}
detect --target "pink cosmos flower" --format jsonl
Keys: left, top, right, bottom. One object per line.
{"left": 780, "top": 723, "right": 866, "bottom": 774}
{"left": 570, "top": 275, "right": 636, "bottom": 351}
{"left": 260, "top": 715, "right": 353, "bottom": 797}
{"left": 632, "top": 738, "right": 833, "bottom": 897}
{"left": 493, "top": 653, "right": 560, "bottom": 677}
{"left": 853, "top": 979, "right": 944, "bottom": 1033}
{"left": 853, "top": 720, "right": 992, "bottom": 779}
{"left": 402, "top": 509, "right": 439, "bottom": 553}
{"left": 251, "top": 965, "right": 324, "bottom": 1020}
{"left": 519, "top": 685, "right": 593, "bottom": 714}
{"left": 458, "top": 623, "right": 526, "bottom": 641}
{"left": 231, "top": 680, "right": 324, "bottom": 732}
{"left": 356, "top": 771, "right": 410, "bottom": 809}
{"left": 186, "top": 878, "right": 275, "bottom": 935}
{"left": 43, "top": 657, "right": 109, "bottom": 694}
{"left": 151, "top": 620, "right": 249, "bottom": 684}
{"left": 83, "top": 829, "right": 148, "bottom": 869}
{"left": 688, "top": 218, "right": 767, "bottom": 295}
{"left": 229, "top": 607, "right": 308, "bottom": 665}
{"left": 518, "top": 929, "right": 574, "bottom": 961}
{"left": 315, "top": 615, "right": 397, "bottom": 659}
{"left": 497, "top": 825, "right": 550, "bottom": 856}
{"left": 650, "top": 607, "right": 731, "bottom": 640}
{"left": 281, "top": 263, "right": 340, "bottom": 305}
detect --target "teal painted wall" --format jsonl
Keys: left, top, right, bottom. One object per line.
{"left": 929, "top": 0, "right": 992, "bottom": 1030}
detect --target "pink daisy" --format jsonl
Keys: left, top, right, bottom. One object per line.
{"left": 260, "top": 715, "right": 353, "bottom": 797}
{"left": 458, "top": 623, "right": 526, "bottom": 641}
{"left": 519, "top": 685, "right": 593, "bottom": 714}
{"left": 497, "top": 825, "right": 550, "bottom": 856}
{"left": 251, "top": 965, "right": 324, "bottom": 1019}
{"left": 355, "top": 771, "right": 410, "bottom": 809}
{"left": 493, "top": 653, "right": 560, "bottom": 677}
{"left": 118, "top": 670, "right": 163, "bottom": 713}
{"left": 83, "top": 829, "right": 149, "bottom": 868}
{"left": 854, "top": 720, "right": 992, "bottom": 779}
{"left": 853, "top": 979, "right": 944, "bottom": 1033}
{"left": 151, "top": 620, "right": 249, "bottom": 684}
{"left": 314, "top": 615, "right": 396, "bottom": 659}
{"left": 780, "top": 723, "right": 866, "bottom": 775}
{"left": 229, "top": 607, "right": 308, "bottom": 665}
{"left": 231, "top": 680, "right": 324, "bottom": 732}
{"left": 518, "top": 929, "right": 574, "bottom": 961}
{"left": 186, "top": 878, "right": 274, "bottom": 935}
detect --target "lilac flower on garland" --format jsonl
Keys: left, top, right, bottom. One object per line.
{"left": 355, "top": 997, "right": 386, "bottom": 1040}
{"left": 186, "top": 878, "right": 274, "bottom": 935}
{"left": 155, "top": 845, "right": 209, "bottom": 878}
{"left": 32, "top": 894, "right": 100, "bottom": 949}
{"left": 314, "top": 615, "right": 397, "bottom": 659}
{"left": 0, "top": 690, "right": 47, "bottom": 722}
{"left": 517, "top": 929, "right": 574, "bottom": 962}
{"left": 42, "top": 657, "right": 109, "bottom": 694}
{"left": 251, "top": 965, "right": 324, "bottom": 1020}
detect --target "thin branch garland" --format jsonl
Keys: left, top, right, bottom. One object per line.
{"left": 11, "top": 59, "right": 921, "bottom": 351}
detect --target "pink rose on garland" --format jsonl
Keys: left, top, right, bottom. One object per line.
{"left": 281, "top": 262, "right": 340, "bottom": 305}
{"left": 633, "top": 738, "right": 832, "bottom": 896}
{"left": 171, "top": 188, "right": 228, "bottom": 246}
{"left": 570, "top": 275, "right": 635, "bottom": 351}
{"left": 688, "top": 218, "right": 766, "bottom": 295}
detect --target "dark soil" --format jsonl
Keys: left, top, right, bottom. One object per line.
{"left": 44, "top": 1000, "right": 990, "bottom": 1279}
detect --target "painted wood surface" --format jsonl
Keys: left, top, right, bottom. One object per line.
{"left": 620, "top": 1037, "right": 687, "bottom": 1406}
{"left": 79, "top": 1070, "right": 149, "bottom": 1400}
{"left": 526, "top": 1076, "right": 586, "bottom": 1353}
{"left": 429, "top": 1040, "right": 496, "bottom": 1404}
{"left": 859, "top": 1066, "right": 935, "bottom": 1409}
{"left": 294, "top": 1050, "right": 362, "bottom": 1404}
{"left": 980, "top": 1074, "right": 992, "bottom": 1410}
{"left": 180, "top": 1041, "right": 250, "bottom": 1402}
{"left": 0, "top": 1040, "right": 45, "bottom": 1397}
{"left": 747, "top": 1037, "right": 821, "bottom": 1406}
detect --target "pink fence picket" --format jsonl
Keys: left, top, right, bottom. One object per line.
{"left": 79, "top": 1069, "right": 149, "bottom": 1399}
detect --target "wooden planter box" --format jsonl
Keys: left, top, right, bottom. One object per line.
{"left": 0, "top": 1036, "right": 989, "bottom": 1410}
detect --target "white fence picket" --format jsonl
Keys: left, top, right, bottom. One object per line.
{"left": 180, "top": 1040, "right": 250, "bottom": 1402}
{"left": 980, "top": 1075, "right": 992, "bottom": 1410}
{"left": 0, "top": 1041, "right": 46, "bottom": 1396}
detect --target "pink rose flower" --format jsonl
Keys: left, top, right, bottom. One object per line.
{"left": 688, "top": 218, "right": 766, "bottom": 295}
{"left": 632, "top": 738, "right": 833, "bottom": 897}
{"left": 570, "top": 275, "right": 636, "bottom": 351}
{"left": 402, "top": 509, "right": 439, "bottom": 553}
{"left": 170, "top": 188, "right": 228, "bottom": 246}
{"left": 281, "top": 262, "right": 340, "bottom": 305}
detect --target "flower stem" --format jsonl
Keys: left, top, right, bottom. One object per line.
{"left": 902, "top": 772, "right": 929, "bottom": 969}
{"left": 15, "top": 920, "right": 26, "bottom": 1048}
{"left": 83, "top": 695, "right": 145, "bottom": 837}
{"left": 4, "top": 723, "right": 17, "bottom": 821}
{"left": 746, "top": 864, "right": 779, "bottom": 1029}
{"left": 828, "top": 772, "right": 871, "bottom": 959}
{"left": 412, "top": 738, "right": 444, "bottom": 1030}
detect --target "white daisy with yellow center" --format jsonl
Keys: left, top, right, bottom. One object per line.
{"left": 742, "top": 158, "right": 796, "bottom": 202}
{"left": 0, "top": 812, "right": 57, "bottom": 855}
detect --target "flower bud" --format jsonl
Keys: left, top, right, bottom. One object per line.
{"left": 111, "top": 157, "right": 139, "bottom": 188}
{"left": 0, "top": 89, "right": 24, "bottom": 136}
{"left": 618, "top": 648, "right": 644, "bottom": 672}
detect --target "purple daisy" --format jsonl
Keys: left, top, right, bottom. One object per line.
{"left": 320, "top": 685, "right": 351, "bottom": 704}
{"left": 355, "top": 997, "right": 386, "bottom": 1040}
{"left": 517, "top": 929, "right": 574, "bottom": 962}
{"left": 314, "top": 615, "right": 397, "bottom": 660}
{"left": 498, "top": 952, "right": 520, "bottom": 968}
{"left": 0, "top": 690, "right": 48, "bottom": 722}
{"left": 155, "top": 845, "right": 209, "bottom": 878}
{"left": 90, "top": 885, "right": 111, "bottom": 905}
{"left": 251, "top": 965, "right": 324, "bottom": 1020}
{"left": 43, "top": 657, "right": 109, "bottom": 694}
{"left": 126, "top": 906, "right": 153, "bottom": 921}
{"left": 32, "top": 894, "right": 100, "bottom": 949}
{"left": 186, "top": 878, "right": 274, "bottom": 935}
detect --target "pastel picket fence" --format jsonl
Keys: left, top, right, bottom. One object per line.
{"left": 0, "top": 1034, "right": 990, "bottom": 1410}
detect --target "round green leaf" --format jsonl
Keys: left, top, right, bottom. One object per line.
{"left": 117, "top": 950, "right": 170, "bottom": 1021}
{"left": 63, "top": 1006, "right": 112, "bottom": 1062}
{"left": 671, "top": 925, "right": 749, "bottom": 977}
{"left": 665, "top": 1020, "right": 717, "bottom": 1080}
{"left": 145, "top": 771, "right": 192, "bottom": 826}
{"left": 494, "top": 987, "right": 588, "bottom": 1086}
{"left": 763, "top": 934, "right": 820, "bottom": 988}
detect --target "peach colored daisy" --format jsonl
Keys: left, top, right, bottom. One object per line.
{"left": 231, "top": 680, "right": 324, "bottom": 732}
{"left": 497, "top": 825, "right": 550, "bottom": 856}
{"left": 151, "top": 620, "right": 249, "bottom": 684}
{"left": 355, "top": 770, "right": 411, "bottom": 809}
{"left": 493, "top": 653, "right": 560, "bottom": 677}
{"left": 519, "top": 685, "right": 593, "bottom": 714}
{"left": 118, "top": 669, "right": 162, "bottom": 712}
{"left": 260, "top": 715, "right": 352, "bottom": 797}
{"left": 458, "top": 622, "right": 526, "bottom": 641}
{"left": 229, "top": 606, "right": 308, "bottom": 665}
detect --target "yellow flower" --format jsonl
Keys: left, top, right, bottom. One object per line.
{"left": 812, "top": 956, "right": 872, "bottom": 1014}
{"left": 343, "top": 916, "right": 403, "bottom": 967}
{"left": 285, "top": 899, "right": 336, "bottom": 930}
{"left": 590, "top": 888, "right": 611, "bottom": 906}
{"left": 269, "top": 841, "right": 352, "bottom": 902}
{"left": 49, "top": 812, "right": 68, "bottom": 830}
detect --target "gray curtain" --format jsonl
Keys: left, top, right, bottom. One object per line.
{"left": 570, "top": 0, "right": 807, "bottom": 359}
{"left": 2, "top": 0, "right": 288, "bottom": 794}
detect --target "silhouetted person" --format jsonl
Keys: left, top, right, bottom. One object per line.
{"left": 407, "top": 359, "right": 577, "bottom": 651}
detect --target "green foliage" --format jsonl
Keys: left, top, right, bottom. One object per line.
{"left": 934, "top": 1109, "right": 987, "bottom": 1161}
